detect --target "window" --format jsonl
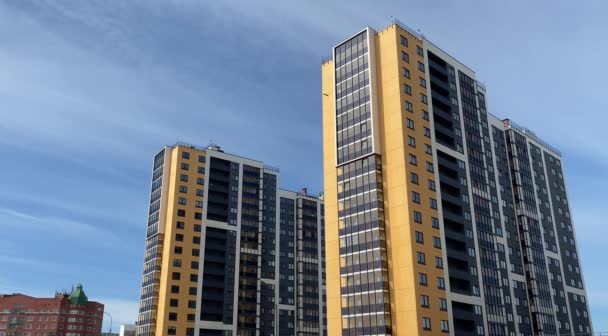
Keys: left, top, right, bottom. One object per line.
{"left": 197, "top": 166, "right": 205, "bottom": 174}
{"left": 419, "top": 273, "right": 428, "bottom": 286}
{"left": 170, "top": 299, "right": 178, "bottom": 307}
{"left": 406, "top": 118, "right": 415, "bottom": 129}
{"left": 433, "top": 237, "right": 441, "bottom": 248}
{"left": 402, "top": 51, "right": 409, "bottom": 62}
{"left": 412, "top": 191, "right": 420, "bottom": 204}
{"left": 428, "top": 180, "right": 436, "bottom": 191}
{"left": 425, "top": 144, "right": 432, "bottom": 154}
{"left": 176, "top": 234, "right": 184, "bottom": 242}
{"left": 181, "top": 163, "right": 189, "bottom": 170}
{"left": 422, "top": 317, "right": 431, "bottom": 330}
{"left": 441, "top": 320, "right": 449, "bottom": 333}
{"left": 179, "top": 186, "right": 188, "bottom": 193}
{"left": 405, "top": 100, "right": 413, "bottom": 112}
{"left": 432, "top": 217, "right": 439, "bottom": 229}
{"left": 182, "top": 151, "right": 190, "bottom": 159}
{"left": 415, "top": 231, "right": 424, "bottom": 243}
{"left": 194, "top": 212, "right": 202, "bottom": 220}
{"left": 403, "top": 67, "right": 410, "bottom": 78}
{"left": 404, "top": 84, "right": 412, "bottom": 95}
{"left": 194, "top": 224, "right": 202, "bottom": 232}
{"left": 192, "top": 248, "right": 200, "bottom": 257}
{"left": 198, "top": 155, "right": 205, "bottom": 163}
{"left": 400, "top": 35, "right": 408, "bottom": 46}
{"left": 196, "top": 189, "right": 204, "bottom": 196}
{"left": 173, "top": 259, "right": 181, "bottom": 267}
{"left": 193, "top": 236, "right": 201, "bottom": 244}
{"left": 420, "top": 295, "right": 429, "bottom": 308}
{"left": 435, "top": 257, "right": 443, "bottom": 269}
{"left": 188, "top": 300, "right": 196, "bottom": 308}
{"left": 417, "top": 46, "right": 424, "bottom": 56}
{"left": 437, "top": 277, "right": 445, "bottom": 289}
{"left": 168, "top": 313, "right": 177, "bottom": 321}
{"left": 195, "top": 201, "right": 203, "bottom": 208}
{"left": 180, "top": 174, "right": 188, "bottom": 182}
{"left": 411, "top": 173, "right": 419, "bottom": 184}
{"left": 178, "top": 197, "right": 187, "bottom": 205}
{"left": 409, "top": 154, "right": 417, "bottom": 166}
{"left": 439, "top": 298, "right": 447, "bottom": 311}
{"left": 168, "top": 327, "right": 177, "bottom": 335}
{"left": 176, "top": 221, "right": 185, "bottom": 229}
{"left": 177, "top": 209, "right": 186, "bottom": 217}
{"left": 417, "top": 252, "right": 426, "bottom": 264}
{"left": 191, "top": 261, "right": 199, "bottom": 269}
{"left": 408, "top": 136, "right": 416, "bottom": 148}
{"left": 414, "top": 211, "right": 422, "bottom": 223}
{"left": 430, "top": 198, "right": 437, "bottom": 209}
{"left": 419, "top": 77, "right": 427, "bottom": 88}
{"left": 420, "top": 93, "right": 428, "bottom": 104}
{"left": 422, "top": 110, "right": 429, "bottom": 120}
{"left": 174, "top": 246, "right": 182, "bottom": 254}
{"left": 196, "top": 178, "right": 204, "bottom": 185}
{"left": 172, "top": 272, "right": 181, "bottom": 280}
{"left": 418, "top": 61, "right": 425, "bottom": 72}
{"left": 190, "top": 274, "right": 198, "bottom": 282}
{"left": 189, "top": 287, "right": 197, "bottom": 295}
{"left": 426, "top": 162, "right": 434, "bottom": 172}
{"left": 424, "top": 127, "right": 431, "bottom": 137}
{"left": 474, "top": 305, "right": 482, "bottom": 315}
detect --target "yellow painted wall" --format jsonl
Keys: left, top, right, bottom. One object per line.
{"left": 156, "top": 146, "right": 206, "bottom": 336}
{"left": 375, "top": 25, "right": 448, "bottom": 335}
{"left": 322, "top": 60, "right": 342, "bottom": 336}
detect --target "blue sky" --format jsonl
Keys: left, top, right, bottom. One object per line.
{"left": 1, "top": 0, "right": 607, "bottom": 332}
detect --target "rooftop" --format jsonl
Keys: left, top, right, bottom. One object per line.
{"left": 172, "top": 142, "right": 280, "bottom": 173}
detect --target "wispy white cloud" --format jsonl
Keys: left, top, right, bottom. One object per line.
{"left": 0, "top": 207, "right": 125, "bottom": 247}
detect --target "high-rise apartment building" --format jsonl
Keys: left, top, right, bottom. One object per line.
{"left": 322, "top": 20, "right": 592, "bottom": 336}
{"left": 136, "top": 143, "right": 326, "bottom": 336}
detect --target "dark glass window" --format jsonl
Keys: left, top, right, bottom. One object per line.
{"left": 417, "top": 252, "right": 426, "bottom": 264}
{"left": 419, "top": 273, "right": 428, "bottom": 286}
{"left": 415, "top": 231, "right": 424, "bottom": 243}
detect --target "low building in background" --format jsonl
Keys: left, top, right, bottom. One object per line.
{"left": 119, "top": 324, "right": 136, "bottom": 336}
{"left": 0, "top": 284, "right": 104, "bottom": 336}
{"left": 136, "top": 143, "right": 326, "bottom": 336}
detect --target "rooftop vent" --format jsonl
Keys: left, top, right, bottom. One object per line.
{"left": 206, "top": 143, "right": 223, "bottom": 152}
